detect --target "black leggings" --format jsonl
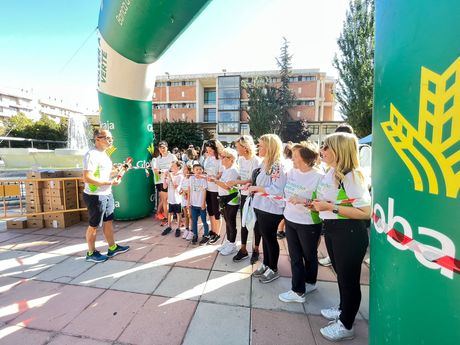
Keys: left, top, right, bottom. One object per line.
{"left": 324, "top": 219, "right": 368, "bottom": 330}
{"left": 285, "top": 220, "right": 322, "bottom": 293}
{"left": 254, "top": 209, "right": 283, "bottom": 271}
{"left": 223, "top": 204, "right": 238, "bottom": 243}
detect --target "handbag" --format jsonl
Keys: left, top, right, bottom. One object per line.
{"left": 242, "top": 195, "right": 257, "bottom": 232}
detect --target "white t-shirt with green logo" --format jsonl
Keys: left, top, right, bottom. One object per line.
{"left": 203, "top": 156, "right": 222, "bottom": 192}
{"left": 218, "top": 166, "right": 240, "bottom": 205}
{"left": 283, "top": 168, "right": 323, "bottom": 225}
{"left": 316, "top": 168, "right": 371, "bottom": 220}
{"left": 83, "top": 149, "right": 112, "bottom": 195}
{"left": 153, "top": 153, "right": 177, "bottom": 184}
{"left": 237, "top": 156, "right": 261, "bottom": 196}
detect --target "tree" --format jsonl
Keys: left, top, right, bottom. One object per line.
{"left": 153, "top": 120, "right": 203, "bottom": 149}
{"left": 276, "top": 37, "right": 297, "bottom": 140}
{"left": 1, "top": 113, "right": 67, "bottom": 148}
{"left": 333, "top": 0, "right": 374, "bottom": 137}
{"left": 242, "top": 77, "right": 283, "bottom": 139}
{"left": 284, "top": 120, "right": 312, "bottom": 143}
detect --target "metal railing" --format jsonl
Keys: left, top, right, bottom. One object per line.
{"left": 0, "top": 136, "right": 67, "bottom": 149}
{"left": 0, "top": 177, "right": 86, "bottom": 219}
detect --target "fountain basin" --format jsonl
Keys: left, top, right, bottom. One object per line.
{"left": 0, "top": 148, "right": 85, "bottom": 170}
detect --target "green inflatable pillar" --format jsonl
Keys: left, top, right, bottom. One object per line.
{"left": 97, "top": 0, "right": 210, "bottom": 219}
{"left": 371, "top": 1, "right": 459, "bottom": 344}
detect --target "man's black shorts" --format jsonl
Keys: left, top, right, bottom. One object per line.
{"left": 156, "top": 183, "right": 168, "bottom": 193}
{"left": 83, "top": 193, "right": 115, "bottom": 227}
{"left": 168, "top": 203, "right": 182, "bottom": 215}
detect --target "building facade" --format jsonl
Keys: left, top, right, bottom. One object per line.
{"left": 153, "top": 69, "right": 338, "bottom": 143}
{"left": 0, "top": 86, "right": 93, "bottom": 123}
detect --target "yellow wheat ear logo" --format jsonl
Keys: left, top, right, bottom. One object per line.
{"left": 106, "top": 146, "right": 117, "bottom": 157}
{"left": 381, "top": 57, "right": 460, "bottom": 199}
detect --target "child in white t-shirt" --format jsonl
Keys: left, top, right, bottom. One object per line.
{"left": 188, "top": 163, "right": 209, "bottom": 245}
{"left": 181, "top": 163, "right": 193, "bottom": 240}
{"left": 162, "top": 161, "right": 183, "bottom": 237}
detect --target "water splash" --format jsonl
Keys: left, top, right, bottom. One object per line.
{"left": 67, "top": 114, "right": 91, "bottom": 150}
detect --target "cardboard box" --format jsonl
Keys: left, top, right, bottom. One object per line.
{"left": 44, "top": 180, "right": 77, "bottom": 189}
{"left": 78, "top": 181, "right": 85, "bottom": 188}
{"left": 27, "top": 214, "right": 44, "bottom": 221}
{"left": 26, "top": 204, "right": 42, "bottom": 213}
{"left": 27, "top": 170, "right": 62, "bottom": 179}
{"left": 26, "top": 219, "right": 44, "bottom": 228}
{"left": 44, "top": 212, "right": 80, "bottom": 228}
{"left": 50, "top": 187, "right": 78, "bottom": 199}
{"left": 26, "top": 197, "right": 42, "bottom": 208}
{"left": 51, "top": 196, "right": 77, "bottom": 210}
{"left": 7, "top": 218, "right": 27, "bottom": 229}
{"left": 62, "top": 170, "right": 83, "bottom": 177}
{"left": 43, "top": 195, "right": 51, "bottom": 205}
{"left": 26, "top": 181, "right": 44, "bottom": 189}
{"left": 80, "top": 211, "right": 89, "bottom": 221}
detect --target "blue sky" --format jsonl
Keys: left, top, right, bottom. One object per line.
{"left": 0, "top": 0, "right": 349, "bottom": 112}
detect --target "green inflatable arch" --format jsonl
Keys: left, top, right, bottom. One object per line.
{"left": 96, "top": 2, "right": 459, "bottom": 342}
{"left": 97, "top": 0, "right": 210, "bottom": 220}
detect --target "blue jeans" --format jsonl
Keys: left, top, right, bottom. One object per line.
{"left": 191, "top": 206, "right": 209, "bottom": 237}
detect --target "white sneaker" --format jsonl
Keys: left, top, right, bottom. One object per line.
{"left": 320, "top": 320, "right": 354, "bottom": 341}
{"left": 278, "top": 290, "right": 306, "bottom": 303}
{"left": 182, "top": 229, "right": 190, "bottom": 239}
{"left": 220, "top": 242, "right": 237, "bottom": 256}
{"left": 319, "top": 256, "right": 332, "bottom": 267}
{"left": 216, "top": 240, "right": 230, "bottom": 252}
{"left": 185, "top": 231, "right": 194, "bottom": 241}
{"left": 321, "top": 306, "right": 341, "bottom": 320}
{"left": 305, "top": 283, "right": 317, "bottom": 295}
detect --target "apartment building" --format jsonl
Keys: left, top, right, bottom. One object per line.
{"left": 0, "top": 86, "right": 93, "bottom": 123}
{"left": 153, "top": 69, "right": 337, "bottom": 142}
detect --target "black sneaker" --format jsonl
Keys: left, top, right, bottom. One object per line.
{"left": 233, "top": 249, "right": 249, "bottom": 262}
{"left": 277, "top": 231, "right": 286, "bottom": 239}
{"left": 191, "top": 235, "right": 198, "bottom": 244}
{"left": 199, "top": 236, "right": 210, "bottom": 245}
{"left": 250, "top": 251, "right": 259, "bottom": 264}
{"left": 175, "top": 228, "right": 181, "bottom": 237}
{"left": 161, "top": 227, "right": 172, "bottom": 236}
{"left": 208, "top": 234, "right": 221, "bottom": 244}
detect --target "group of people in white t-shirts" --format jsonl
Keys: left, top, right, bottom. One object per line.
{"left": 150, "top": 128, "right": 371, "bottom": 342}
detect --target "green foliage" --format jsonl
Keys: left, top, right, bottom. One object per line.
{"left": 242, "top": 77, "right": 283, "bottom": 139}
{"left": 153, "top": 120, "right": 203, "bottom": 149}
{"left": 333, "top": 0, "right": 374, "bottom": 137}
{"left": 276, "top": 37, "right": 297, "bottom": 139}
{"left": 2, "top": 112, "right": 67, "bottom": 148}
{"left": 244, "top": 38, "right": 296, "bottom": 140}
{"left": 284, "top": 120, "right": 312, "bottom": 143}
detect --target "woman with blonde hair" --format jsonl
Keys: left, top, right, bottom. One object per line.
{"left": 226, "top": 135, "right": 261, "bottom": 262}
{"left": 311, "top": 132, "right": 371, "bottom": 342}
{"left": 249, "top": 134, "right": 287, "bottom": 283}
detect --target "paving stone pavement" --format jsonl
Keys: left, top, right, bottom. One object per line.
{"left": 0, "top": 219, "right": 369, "bottom": 345}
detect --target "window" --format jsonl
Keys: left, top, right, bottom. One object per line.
{"left": 204, "top": 88, "right": 216, "bottom": 105}
{"left": 218, "top": 76, "right": 239, "bottom": 88}
{"left": 171, "top": 81, "right": 182, "bottom": 86}
{"left": 204, "top": 108, "right": 216, "bottom": 122}
{"left": 218, "top": 122, "right": 239, "bottom": 134}
{"left": 183, "top": 81, "right": 195, "bottom": 86}
{"left": 219, "top": 111, "right": 239, "bottom": 122}
{"left": 218, "top": 88, "right": 239, "bottom": 99}
{"left": 219, "top": 98, "right": 240, "bottom": 110}
{"left": 296, "top": 100, "right": 315, "bottom": 106}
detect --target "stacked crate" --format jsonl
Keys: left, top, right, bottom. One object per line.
{"left": 25, "top": 171, "right": 56, "bottom": 228}
{"left": 42, "top": 170, "right": 81, "bottom": 229}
